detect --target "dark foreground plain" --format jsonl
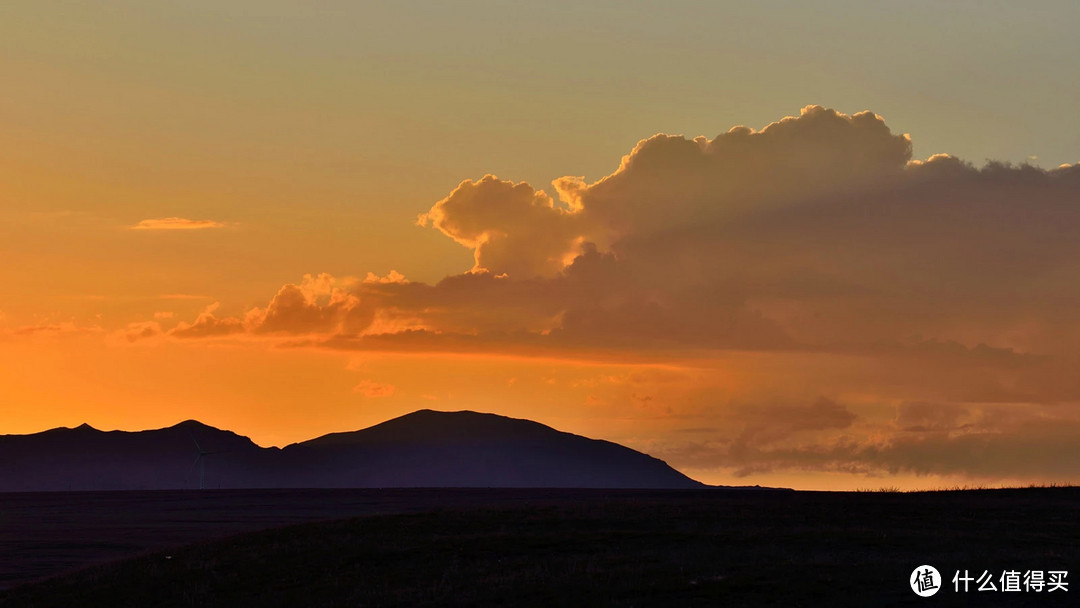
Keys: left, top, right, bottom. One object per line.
{"left": 1, "top": 488, "right": 1077, "bottom": 606}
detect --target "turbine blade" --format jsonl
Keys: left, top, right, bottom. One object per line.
{"left": 185, "top": 454, "right": 202, "bottom": 487}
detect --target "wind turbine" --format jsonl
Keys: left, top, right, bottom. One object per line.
{"left": 190, "top": 437, "right": 217, "bottom": 490}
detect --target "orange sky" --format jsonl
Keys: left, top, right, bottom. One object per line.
{"left": 3, "top": 4, "right": 1080, "bottom": 490}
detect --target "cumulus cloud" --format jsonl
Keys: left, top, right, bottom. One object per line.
{"left": 417, "top": 175, "right": 582, "bottom": 278}
{"left": 246, "top": 274, "right": 372, "bottom": 335}
{"left": 169, "top": 302, "right": 246, "bottom": 338}
{"left": 416, "top": 106, "right": 912, "bottom": 279}
{"left": 167, "top": 275, "right": 374, "bottom": 339}
{"left": 131, "top": 217, "right": 225, "bottom": 230}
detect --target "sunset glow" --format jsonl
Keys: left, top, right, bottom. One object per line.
{"left": 3, "top": 2, "right": 1079, "bottom": 491}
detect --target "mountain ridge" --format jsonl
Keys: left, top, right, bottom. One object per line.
{"left": 0, "top": 409, "right": 710, "bottom": 491}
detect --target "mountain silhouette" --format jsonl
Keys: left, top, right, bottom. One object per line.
{"left": 0, "top": 419, "right": 264, "bottom": 491}
{"left": 0, "top": 410, "right": 704, "bottom": 491}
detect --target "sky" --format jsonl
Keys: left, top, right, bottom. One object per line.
{"left": 2, "top": 1, "right": 1079, "bottom": 490}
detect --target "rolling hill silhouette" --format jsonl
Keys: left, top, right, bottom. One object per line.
{"left": 0, "top": 410, "right": 704, "bottom": 491}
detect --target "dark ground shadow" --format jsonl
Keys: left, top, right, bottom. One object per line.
{"left": 1, "top": 487, "right": 1076, "bottom": 606}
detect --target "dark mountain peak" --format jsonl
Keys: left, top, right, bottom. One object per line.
{"left": 36, "top": 422, "right": 100, "bottom": 435}
{"left": 391, "top": 408, "right": 549, "bottom": 431}
{"left": 287, "top": 409, "right": 704, "bottom": 489}
{"left": 170, "top": 419, "right": 215, "bottom": 430}
{"left": 386, "top": 409, "right": 499, "bottom": 423}
{"left": 303, "top": 409, "right": 556, "bottom": 448}
{"left": 388, "top": 409, "right": 542, "bottom": 430}
{"left": 160, "top": 420, "right": 261, "bottom": 453}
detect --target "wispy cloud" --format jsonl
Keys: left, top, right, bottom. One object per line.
{"left": 1, "top": 321, "right": 105, "bottom": 339}
{"left": 158, "top": 294, "right": 213, "bottom": 300}
{"left": 352, "top": 379, "right": 396, "bottom": 398}
{"left": 131, "top": 217, "right": 225, "bottom": 230}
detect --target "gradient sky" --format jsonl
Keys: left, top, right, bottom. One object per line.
{"left": 2, "top": 2, "right": 1079, "bottom": 490}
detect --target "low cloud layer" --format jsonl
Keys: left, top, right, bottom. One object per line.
{"left": 658, "top": 401, "right": 1080, "bottom": 480}
{"left": 142, "top": 106, "right": 1080, "bottom": 483}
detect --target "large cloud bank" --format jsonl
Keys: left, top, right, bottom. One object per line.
{"left": 160, "top": 106, "right": 1080, "bottom": 357}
